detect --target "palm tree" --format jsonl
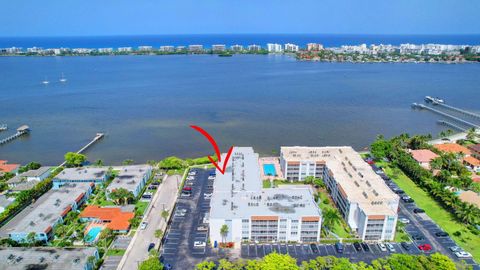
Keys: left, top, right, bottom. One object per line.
{"left": 220, "top": 224, "right": 229, "bottom": 244}
{"left": 466, "top": 128, "right": 477, "bottom": 142}
{"left": 161, "top": 210, "right": 170, "bottom": 222}
{"left": 322, "top": 208, "right": 341, "bottom": 230}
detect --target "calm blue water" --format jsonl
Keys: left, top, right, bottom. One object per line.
{"left": 1, "top": 34, "right": 480, "bottom": 49}
{"left": 263, "top": 164, "right": 276, "bottom": 176}
{"left": 1, "top": 54, "right": 479, "bottom": 165}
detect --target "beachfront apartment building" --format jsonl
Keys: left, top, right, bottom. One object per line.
{"left": 267, "top": 43, "right": 283, "bottom": 53}
{"left": 0, "top": 182, "right": 94, "bottom": 243}
{"left": 230, "top": 44, "right": 244, "bottom": 52}
{"left": 284, "top": 43, "right": 299, "bottom": 52}
{"left": 209, "top": 147, "right": 322, "bottom": 246}
{"left": 212, "top": 44, "right": 226, "bottom": 52}
{"left": 160, "top": 46, "right": 175, "bottom": 52}
{"left": 248, "top": 44, "right": 262, "bottom": 52}
{"left": 7, "top": 166, "right": 52, "bottom": 191}
{"left": 307, "top": 43, "right": 324, "bottom": 51}
{"left": 106, "top": 165, "right": 152, "bottom": 199}
{"left": 280, "top": 146, "right": 399, "bottom": 241}
{"left": 53, "top": 167, "right": 110, "bottom": 189}
{"left": 188, "top": 45, "right": 204, "bottom": 52}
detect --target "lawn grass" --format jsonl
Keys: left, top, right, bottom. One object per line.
{"left": 135, "top": 201, "right": 149, "bottom": 215}
{"left": 263, "top": 180, "right": 272, "bottom": 188}
{"left": 106, "top": 249, "right": 126, "bottom": 256}
{"left": 317, "top": 189, "right": 353, "bottom": 239}
{"left": 378, "top": 161, "right": 480, "bottom": 261}
{"left": 394, "top": 225, "right": 410, "bottom": 242}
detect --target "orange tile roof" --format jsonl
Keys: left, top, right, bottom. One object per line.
{"left": 459, "top": 191, "right": 480, "bottom": 208}
{"left": 410, "top": 149, "right": 439, "bottom": 163}
{"left": 434, "top": 143, "right": 471, "bottom": 155}
{"left": 0, "top": 160, "right": 20, "bottom": 173}
{"left": 472, "top": 175, "right": 480, "bottom": 183}
{"left": 80, "top": 205, "right": 134, "bottom": 231}
{"left": 463, "top": 156, "right": 480, "bottom": 166}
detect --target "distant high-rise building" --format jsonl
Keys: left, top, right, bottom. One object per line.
{"left": 307, "top": 43, "right": 324, "bottom": 51}
{"left": 247, "top": 44, "right": 262, "bottom": 52}
{"left": 118, "top": 47, "right": 133, "bottom": 52}
{"left": 188, "top": 45, "right": 204, "bottom": 52}
{"left": 159, "top": 46, "right": 175, "bottom": 52}
{"left": 284, "top": 43, "right": 299, "bottom": 52}
{"left": 138, "top": 46, "right": 153, "bottom": 51}
{"left": 230, "top": 44, "right": 244, "bottom": 52}
{"left": 212, "top": 44, "right": 226, "bottom": 52}
{"left": 267, "top": 43, "right": 283, "bottom": 53}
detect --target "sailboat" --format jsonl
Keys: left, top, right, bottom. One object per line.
{"left": 59, "top": 73, "right": 67, "bottom": 83}
{"left": 42, "top": 77, "right": 50, "bottom": 84}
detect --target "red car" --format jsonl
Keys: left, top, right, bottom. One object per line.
{"left": 183, "top": 187, "right": 192, "bottom": 191}
{"left": 418, "top": 244, "right": 432, "bottom": 251}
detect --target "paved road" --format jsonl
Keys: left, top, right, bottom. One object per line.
{"left": 118, "top": 174, "right": 180, "bottom": 270}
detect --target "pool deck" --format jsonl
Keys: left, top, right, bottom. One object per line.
{"left": 258, "top": 157, "right": 284, "bottom": 180}
{"left": 84, "top": 223, "right": 105, "bottom": 244}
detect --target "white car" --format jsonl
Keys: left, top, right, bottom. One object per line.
{"left": 194, "top": 241, "right": 206, "bottom": 247}
{"left": 140, "top": 222, "right": 148, "bottom": 230}
{"left": 186, "top": 176, "right": 195, "bottom": 181}
{"left": 449, "top": 246, "right": 463, "bottom": 252}
{"left": 455, "top": 251, "right": 472, "bottom": 258}
{"left": 208, "top": 176, "right": 215, "bottom": 180}
{"left": 188, "top": 171, "right": 197, "bottom": 176}
{"left": 378, "top": 243, "right": 387, "bottom": 252}
{"left": 385, "top": 243, "right": 395, "bottom": 252}
{"left": 197, "top": 225, "right": 208, "bottom": 231}
{"left": 398, "top": 218, "right": 410, "bottom": 224}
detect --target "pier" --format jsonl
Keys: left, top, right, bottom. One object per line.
{"left": 431, "top": 102, "right": 480, "bottom": 120}
{"left": 437, "top": 120, "right": 467, "bottom": 132}
{"left": 0, "top": 124, "right": 7, "bottom": 132}
{"left": 59, "top": 133, "right": 105, "bottom": 167}
{"left": 412, "top": 103, "right": 480, "bottom": 129}
{"left": 0, "top": 125, "right": 30, "bottom": 145}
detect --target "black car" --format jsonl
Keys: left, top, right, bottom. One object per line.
{"left": 148, "top": 242, "right": 155, "bottom": 251}
{"left": 411, "top": 234, "right": 424, "bottom": 240}
{"left": 335, "top": 242, "right": 344, "bottom": 253}
{"left": 401, "top": 242, "right": 411, "bottom": 251}
{"left": 353, "top": 242, "right": 362, "bottom": 251}
{"left": 310, "top": 243, "right": 318, "bottom": 253}
{"left": 435, "top": 231, "right": 449, "bottom": 237}
{"left": 413, "top": 208, "right": 425, "bottom": 213}
{"left": 401, "top": 196, "right": 414, "bottom": 203}
{"left": 159, "top": 255, "right": 164, "bottom": 263}
{"left": 361, "top": 242, "right": 370, "bottom": 251}
{"left": 394, "top": 189, "right": 405, "bottom": 194}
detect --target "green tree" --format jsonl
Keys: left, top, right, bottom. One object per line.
{"left": 139, "top": 256, "right": 163, "bottom": 270}
{"left": 26, "top": 232, "right": 36, "bottom": 246}
{"left": 466, "top": 128, "right": 477, "bottom": 142}
{"left": 370, "top": 135, "right": 392, "bottom": 159}
{"left": 161, "top": 210, "right": 170, "bottom": 222}
{"left": 94, "top": 159, "right": 104, "bottom": 166}
{"left": 155, "top": 229, "right": 163, "bottom": 239}
{"left": 220, "top": 224, "right": 229, "bottom": 244}
{"left": 99, "top": 228, "right": 114, "bottom": 249}
{"left": 159, "top": 156, "right": 186, "bottom": 169}
{"left": 109, "top": 188, "right": 134, "bottom": 205}
{"left": 64, "top": 152, "right": 87, "bottom": 167}
{"left": 122, "top": 159, "right": 134, "bottom": 165}
{"left": 259, "top": 252, "right": 299, "bottom": 270}
{"left": 322, "top": 208, "right": 342, "bottom": 230}
{"left": 196, "top": 261, "right": 216, "bottom": 270}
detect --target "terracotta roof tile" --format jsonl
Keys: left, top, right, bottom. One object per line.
{"left": 434, "top": 143, "right": 471, "bottom": 155}
{"left": 410, "top": 149, "right": 439, "bottom": 163}
{"left": 80, "top": 205, "right": 134, "bottom": 231}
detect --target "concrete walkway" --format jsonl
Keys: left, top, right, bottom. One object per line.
{"left": 117, "top": 174, "right": 181, "bottom": 270}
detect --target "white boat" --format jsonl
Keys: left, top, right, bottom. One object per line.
{"left": 42, "top": 79, "right": 49, "bottom": 85}
{"left": 59, "top": 73, "right": 67, "bottom": 83}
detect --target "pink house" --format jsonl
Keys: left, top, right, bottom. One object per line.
{"left": 410, "top": 149, "right": 439, "bottom": 169}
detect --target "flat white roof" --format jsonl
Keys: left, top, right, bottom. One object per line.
{"left": 210, "top": 147, "right": 321, "bottom": 220}
{"left": 281, "top": 146, "right": 398, "bottom": 216}
{"left": 55, "top": 167, "right": 108, "bottom": 181}
{"left": 107, "top": 165, "right": 151, "bottom": 193}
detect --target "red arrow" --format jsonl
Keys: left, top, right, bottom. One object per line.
{"left": 190, "top": 125, "right": 234, "bottom": 174}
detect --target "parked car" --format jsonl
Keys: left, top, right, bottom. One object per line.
{"left": 194, "top": 241, "right": 206, "bottom": 247}
{"left": 335, "top": 242, "right": 344, "bottom": 253}
{"left": 181, "top": 192, "right": 191, "bottom": 197}
{"left": 186, "top": 176, "right": 195, "bottom": 181}
{"left": 378, "top": 243, "right": 387, "bottom": 252}
{"left": 449, "top": 246, "right": 463, "bottom": 252}
{"left": 418, "top": 244, "right": 432, "bottom": 251}
{"left": 401, "top": 242, "right": 411, "bottom": 251}
{"left": 148, "top": 243, "right": 155, "bottom": 251}
{"left": 398, "top": 218, "right": 410, "bottom": 224}
{"left": 454, "top": 251, "right": 472, "bottom": 258}
{"left": 183, "top": 187, "right": 192, "bottom": 191}
{"left": 361, "top": 242, "right": 370, "bottom": 251}
{"left": 197, "top": 225, "right": 208, "bottom": 231}
{"left": 393, "top": 189, "right": 405, "bottom": 194}
{"left": 435, "top": 231, "right": 449, "bottom": 237}
{"left": 140, "top": 222, "right": 148, "bottom": 230}
{"left": 174, "top": 211, "right": 186, "bottom": 217}
{"left": 142, "top": 193, "right": 152, "bottom": 199}
{"left": 208, "top": 176, "right": 215, "bottom": 180}
{"left": 402, "top": 196, "right": 414, "bottom": 203}
{"left": 310, "top": 243, "right": 318, "bottom": 253}
{"left": 411, "top": 234, "right": 425, "bottom": 241}
{"left": 188, "top": 171, "right": 197, "bottom": 176}
{"left": 413, "top": 208, "right": 425, "bottom": 213}
{"left": 164, "top": 263, "right": 172, "bottom": 270}
{"left": 353, "top": 242, "right": 362, "bottom": 251}
{"left": 385, "top": 243, "right": 396, "bottom": 252}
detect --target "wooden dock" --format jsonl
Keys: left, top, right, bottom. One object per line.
{"left": 437, "top": 120, "right": 467, "bottom": 132}
{"left": 59, "top": 133, "right": 105, "bottom": 166}
{"left": 0, "top": 125, "right": 30, "bottom": 145}
{"left": 412, "top": 103, "right": 480, "bottom": 129}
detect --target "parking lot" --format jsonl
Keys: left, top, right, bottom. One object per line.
{"left": 161, "top": 168, "right": 218, "bottom": 269}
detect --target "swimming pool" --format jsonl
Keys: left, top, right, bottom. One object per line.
{"left": 84, "top": 226, "right": 102, "bottom": 243}
{"left": 263, "top": 164, "right": 276, "bottom": 176}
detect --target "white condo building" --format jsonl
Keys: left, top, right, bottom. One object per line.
{"left": 267, "top": 43, "right": 283, "bottom": 53}
{"left": 280, "top": 146, "right": 399, "bottom": 241}
{"left": 209, "top": 147, "right": 322, "bottom": 246}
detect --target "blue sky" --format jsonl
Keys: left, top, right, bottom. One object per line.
{"left": 1, "top": 0, "right": 479, "bottom": 36}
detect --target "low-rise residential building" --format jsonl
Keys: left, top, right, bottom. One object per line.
{"left": 188, "top": 45, "right": 204, "bottom": 52}
{"left": 0, "top": 247, "right": 99, "bottom": 270}
{"left": 307, "top": 43, "right": 323, "bottom": 51}
{"left": 209, "top": 147, "right": 322, "bottom": 246}
{"left": 138, "top": 46, "right": 153, "bottom": 51}
{"left": 230, "top": 44, "right": 244, "bottom": 52}
{"left": 468, "top": 144, "right": 480, "bottom": 159}
{"left": 409, "top": 149, "right": 439, "bottom": 169}
{"left": 463, "top": 156, "right": 480, "bottom": 172}
{"left": 7, "top": 166, "right": 52, "bottom": 191}
{"left": 458, "top": 190, "right": 480, "bottom": 208}
{"left": 434, "top": 143, "right": 471, "bottom": 156}
{"left": 247, "top": 44, "right": 261, "bottom": 51}
{"left": 106, "top": 165, "right": 152, "bottom": 199}
{"left": 118, "top": 47, "right": 133, "bottom": 52}
{"left": 0, "top": 182, "right": 94, "bottom": 243}
{"left": 79, "top": 205, "right": 134, "bottom": 233}
{"left": 280, "top": 146, "right": 399, "bottom": 241}
{"left": 159, "top": 46, "right": 175, "bottom": 52}
{"left": 53, "top": 167, "right": 109, "bottom": 189}
{"left": 0, "top": 160, "right": 20, "bottom": 174}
